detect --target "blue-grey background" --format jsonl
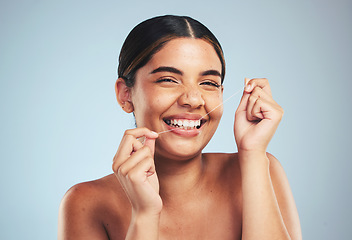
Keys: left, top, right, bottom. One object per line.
{"left": 1, "top": 0, "right": 351, "bottom": 239}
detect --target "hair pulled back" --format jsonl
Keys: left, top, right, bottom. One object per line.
{"left": 118, "top": 15, "right": 225, "bottom": 87}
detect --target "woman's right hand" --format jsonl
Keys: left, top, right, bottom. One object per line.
{"left": 112, "top": 128, "right": 162, "bottom": 216}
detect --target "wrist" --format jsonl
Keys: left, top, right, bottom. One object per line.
{"left": 127, "top": 210, "right": 160, "bottom": 240}
{"left": 238, "top": 149, "right": 267, "bottom": 158}
{"left": 238, "top": 150, "right": 269, "bottom": 168}
{"left": 131, "top": 208, "right": 161, "bottom": 224}
{"left": 132, "top": 207, "right": 161, "bottom": 217}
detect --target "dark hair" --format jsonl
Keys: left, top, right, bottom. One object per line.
{"left": 118, "top": 15, "right": 225, "bottom": 87}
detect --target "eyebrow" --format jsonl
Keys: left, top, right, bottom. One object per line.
{"left": 200, "top": 70, "right": 221, "bottom": 77}
{"left": 150, "top": 66, "right": 221, "bottom": 78}
{"left": 150, "top": 66, "right": 183, "bottom": 75}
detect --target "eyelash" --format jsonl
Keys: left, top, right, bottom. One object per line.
{"left": 156, "top": 78, "right": 221, "bottom": 88}
{"left": 156, "top": 78, "right": 178, "bottom": 83}
{"left": 201, "top": 81, "right": 221, "bottom": 88}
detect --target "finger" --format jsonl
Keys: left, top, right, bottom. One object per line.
{"left": 246, "top": 86, "right": 278, "bottom": 120}
{"left": 246, "top": 87, "right": 266, "bottom": 121}
{"left": 112, "top": 137, "right": 143, "bottom": 172}
{"left": 124, "top": 127, "right": 159, "bottom": 140}
{"left": 125, "top": 156, "right": 155, "bottom": 183}
{"left": 136, "top": 137, "right": 156, "bottom": 156}
{"left": 117, "top": 146, "right": 153, "bottom": 177}
{"left": 113, "top": 128, "right": 158, "bottom": 168}
{"left": 251, "top": 85, "right": 275, "bottom": 104}
{"left": 114, "top": 135, "right": 143, "bottom": 160}
{"left": 115, "top": 135, "right": 143, "bottom": 159}
{"left": 246, "top": 94, "right": 262, "bottom": 121}
{"left": 144, "top": 137, "right": 156, "bottom": 156}
{"left": 236, "top": 78, "right": 251, "bottom": 113}
{"left": 125, "top": 128, "right": 158, "bottom": 156}
{"left": 251, "top": 96, "right": 283, "bottom": 122}
{"left": 244, "top": 78, "right": 272, "bottom": 96}
{"left": 251, "top": 97, "right": 265, "bottom": 120}
{"left": 236, "top": 91, "right": 249, "bottom": 113}
{"left": 249, "top": 86, "right": 283, "bottom": 120}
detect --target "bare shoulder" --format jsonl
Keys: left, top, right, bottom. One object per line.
{"left": 59, "top": 174, "right": 123, "bottom": 213}
{"left": 58, "top": 174, "right": 130, "bottom": 240}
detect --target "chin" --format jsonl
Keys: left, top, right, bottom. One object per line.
{"left": 154, "top": 138, "right": 207, "bottom": 161}
{"left": 155, "top": 148, "right": 202, "bottom": 162}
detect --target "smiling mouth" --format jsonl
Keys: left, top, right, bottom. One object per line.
{"left": 163, "top": 118, "right": 207, "bottom": 130}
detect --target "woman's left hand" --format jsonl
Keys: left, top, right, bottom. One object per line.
{"left": 234, "top": 78, "right": 284, "bottom": 154}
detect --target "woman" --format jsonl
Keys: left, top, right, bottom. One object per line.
{"left": 58, "top": 15, "right": 302, "bottom": 239}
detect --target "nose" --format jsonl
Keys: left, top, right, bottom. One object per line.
{"left": 177, "top": 86, "right": 205, "bottom": 109}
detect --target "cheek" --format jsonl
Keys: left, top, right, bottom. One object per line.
{"left": 136, "top": 93, "right": 173, "bottom": 119}
{"left": 204, "top": 93, "right": 224, "bottom": 119}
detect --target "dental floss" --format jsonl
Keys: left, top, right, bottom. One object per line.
{"left": 198, "top": 87, "right": 244, "bottom": 121}
{"left": 157, "top": 86, "right": 245, "bottom": 135}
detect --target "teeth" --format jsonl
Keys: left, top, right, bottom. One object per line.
{"left": 165, "top": 119, "right": 202, "bottom": 129}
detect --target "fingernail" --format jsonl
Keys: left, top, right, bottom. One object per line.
{"left": 245, "top": 78, "right": 250, "bottom": 85}
{"left": 151, "top": 131, "right": 158, "bottom": 137}
{"left": 245, "top": 84, "right": 251, "bottom": 91}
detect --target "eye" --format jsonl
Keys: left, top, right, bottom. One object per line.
{"left": 200, "top": 81, "right": 221, "bottom": 88}
{"left": 156, "top": 78, "right": 178, "bottom": 84}
{"left": 155, "top": 78, "right": 179, "bottom": 88}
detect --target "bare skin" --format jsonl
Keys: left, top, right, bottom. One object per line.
{"left": 58, "top": 38, "right": 302, "bottom": 240}
{"left": 59, "top": 153, "right": 242, "bottom": 239}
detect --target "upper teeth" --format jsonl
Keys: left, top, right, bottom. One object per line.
{"left": 167, "top": 119, "right": 201, "bottom": 129}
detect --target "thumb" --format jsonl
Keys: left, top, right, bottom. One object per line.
{"left": 144, "top": 137, "right": 157, "bottom": 156}
{"left": 236, "top": 78, "right": 251, "bottom": 113}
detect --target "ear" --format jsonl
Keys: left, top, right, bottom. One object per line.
{"left": 115, "top": 78, "right": 134, "bottom": 113}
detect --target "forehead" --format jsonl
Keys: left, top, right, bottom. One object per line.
{"left": 144, "top": 38, "right": 222, "bottom": 73}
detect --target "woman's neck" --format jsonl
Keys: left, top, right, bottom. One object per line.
{"left": 154, "top": 152, "right": 205, "bottom": 205}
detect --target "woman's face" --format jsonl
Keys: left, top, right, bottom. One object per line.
{"left": 131, "top": 38, "right": 223, "bottom": 160}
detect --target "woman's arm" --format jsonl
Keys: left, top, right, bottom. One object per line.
{"left": 239, "top": 151, "right": 301, "bottom": 239}
{"left": 235, "top": 78, "right": 301, "bottom": 240}
{"left": 268, "top": 153, "right": 302, "bottom": 240}
{"left": 112, "top": 128, "right": 161, "bottom": 240}
{"left": 58, "top": 128, "right": 161, "bottom": 240}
